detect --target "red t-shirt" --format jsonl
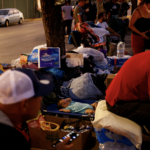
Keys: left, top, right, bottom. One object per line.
{"left": 105, "top": 51, "right": 150, "bottom": 107}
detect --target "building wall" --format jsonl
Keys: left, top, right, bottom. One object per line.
{"left": 0, "top": 0, "right": 41, "bottom": 19}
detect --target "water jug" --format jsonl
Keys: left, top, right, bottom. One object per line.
{"left": 117, "top": 42, "right": 125, "bottom": 57}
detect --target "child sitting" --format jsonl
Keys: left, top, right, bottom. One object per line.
{"left": 57, "top": 98, "right": 97, "bottom": 114}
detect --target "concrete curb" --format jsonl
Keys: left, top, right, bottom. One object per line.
{"left": 24, "top": 18, "right": 42, "bottom": 22}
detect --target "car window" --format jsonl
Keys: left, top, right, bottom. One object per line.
{"left": 9, "top": 10, "right": 14, "bottom": 14}
{"left": 14, "top": 9, "right": 19, "bottom": 14}
{"left": 0, "top": 10, "right": 9, "bottom": 15}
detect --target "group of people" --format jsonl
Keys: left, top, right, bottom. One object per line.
{"left": 2, "top": 0, "right": 150, "bottom": 150}
{"left": 106, "top": 0, "right": 150, "bottom": 138}
{"left": 61, "top": 0, "right": 130, "bottom": 38}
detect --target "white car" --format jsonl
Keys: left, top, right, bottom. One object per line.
{"left": 0, "top": 8, "right": 24, "bottom": 27}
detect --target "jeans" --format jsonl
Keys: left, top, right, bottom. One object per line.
{"left": 63, "top": 19, "right": 72, "bottom": 35}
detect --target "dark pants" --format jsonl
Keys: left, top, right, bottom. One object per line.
{"left": 63, "top": 19, "right": 72, "bottom": 35}
{"left": 107, "top": 100, "right": 150, "bottom": 128}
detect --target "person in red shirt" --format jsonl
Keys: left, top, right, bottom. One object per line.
{"left": 105, "top": 51, "right": 150, "bottom": 134}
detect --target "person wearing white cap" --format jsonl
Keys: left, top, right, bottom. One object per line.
{"left": 0, "top": 68, "right": 73, "bottom": 150}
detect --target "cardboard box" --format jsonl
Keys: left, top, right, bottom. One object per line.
{"left": 105, "top": 74, "right": 116, "bottom": 87}
{"left": 66, "top": 53, "right": 84, "bottom": 68}
{"left": 29, "top": 115, "right": 92, "bottom": 150}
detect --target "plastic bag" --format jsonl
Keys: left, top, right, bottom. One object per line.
{"left": 63, "top": 66, "right": 83, "bottom": 81}
{"left": 44, "top": 68, "right": 65, "bottom": 79}
{"left": 69, "top": 73, "right": 103, "bottom": 100}
{"left": 95, "top": 58, "right": 108, "bottom": 70}
{"left": 73, "top": 46, "right": 104, "bottom": 62}
{"left": 27, "top": 113, "right": 45, "bottom": 129}
{"left": 11, "top": 58, "right": 22, "bottom": 68}
{"left": 94, "top": 68, "right": 110, "bottom": 75}
{"left": 92, "top": 100, "right": 142, "bottom": 150}
{"left": 94, "top": 128, "right": 136, "bottom": 150}
{"left": 28, "top": 44, "right": 47, "bottom": 63}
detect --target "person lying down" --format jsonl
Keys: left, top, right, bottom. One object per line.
{"left": 57, "top": 98, "right": 97, "bottom": 114}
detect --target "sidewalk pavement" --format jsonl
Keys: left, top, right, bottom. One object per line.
{"left": 65, "top": 31, "right": 134, "bottom": 55}
{"left": 24, "top": 18, "right": 42, "bottom": 22}
{"left": 24, "top": 18, "right": 133, "bottom": 54}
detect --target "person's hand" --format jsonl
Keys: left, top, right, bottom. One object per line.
{"left": 85, "top": 8, "right": 90, "bottom": 12}
{"left": 59, "top": 109, "right": 64, "bottom": 112}
{"left": 114, "top": 33, "right": 121, "bottom": 37}
{"left": 65, "top": 98, "right": 72, "bottom": 102}
{"left": 55, "top": 137, "right": 73, "bottom": 150}
{"left": 141, "top": 32, "right": 149, "bottom": 40}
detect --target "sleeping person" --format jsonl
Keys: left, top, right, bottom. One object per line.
{"left": 57, "top": 98, "right": 97, "bottom": 114}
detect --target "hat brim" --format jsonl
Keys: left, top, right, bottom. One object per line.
{"left": 34, "top": 79, "right": 55, "bottom": 97}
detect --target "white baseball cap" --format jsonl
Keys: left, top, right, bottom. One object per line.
{"left": 0, "top": 68, "right": 54, "bottom": 104}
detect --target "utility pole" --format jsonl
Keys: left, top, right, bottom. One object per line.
{"left": 40, "top": 0, "right": 65, "bottom": 57}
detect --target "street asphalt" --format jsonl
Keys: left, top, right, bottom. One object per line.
{"left": 0, "top": 19, "right": 132, "bottom": 64}
{"left": 0, "top": 20, "right": 75, "bottom": 64}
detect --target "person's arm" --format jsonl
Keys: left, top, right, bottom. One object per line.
{"left": 129, "top": 9, "right": 149, "bottom": 39}
{"left": 59, "top": 109, "right": 71, "bottom": 113}
{"left": 66, "top": 98, "right": 72, "bottom": 102}
{"left": 121, "top": 10, "right": 127, "bottom": 17}
{"left": 55, "top": 137, "right": 73, "bottom": 150}
{"left": 106, "top": 26, "right": 121, "bottom": 37}
{"left": 76, "top": 7, "right": 83, "bottom": 23}
{"left": 78, "top": 14, "right": 82, "bottom": 23}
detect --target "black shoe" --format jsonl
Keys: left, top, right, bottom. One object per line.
{"left": 142, "top": 125, "right": 150, "bottom": 137}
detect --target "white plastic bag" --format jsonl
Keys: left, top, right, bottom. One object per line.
{"left": 73, "top": 46, "right": 104, "bottom": 62}
{"left": 92, "top": 100, "right": 142, "bottom": 150}
{"left": 92, "top": 27, "right": 109, "bottom": 37}
{"left": 94, "top": 128, "right": 136, "bottom": 150}
{"left": 11, "top": 58, "right": 21, "bottom": 68}
{"left": 95, "top": 58, "right": 108, "bottom": 70}
{"left": 99, "top": 142, "right": 136, "bottom": 150}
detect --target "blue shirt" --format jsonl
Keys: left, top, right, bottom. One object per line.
{"left": 64, "top": 101, "right": 93, "bottom": 114}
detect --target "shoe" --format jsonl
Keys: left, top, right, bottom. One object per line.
{"left": 142, "top": 125, "right": 150, "bottom": 136}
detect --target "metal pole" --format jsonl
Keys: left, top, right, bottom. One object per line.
{"left": 26, "top": 0, "right": 28, "bottom": 19}
{"left": 14, "top": 0, "right": 16, "bottom": 8}
{"left": 2, "top": 0, "right": 3, "bottom": 8}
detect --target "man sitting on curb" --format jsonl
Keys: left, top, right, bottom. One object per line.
{"left": 105, "top": 51, "right": 150, "bottom": 135}
{"left": 0, "top": 68, "right": 73, "bottom": 150}
{"left": 96, "top": 12, "right": 121, "bottom": 42}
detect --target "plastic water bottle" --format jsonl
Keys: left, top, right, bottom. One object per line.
{"left": 117, "top": 42, "right": 125, "bottom": 57}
